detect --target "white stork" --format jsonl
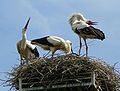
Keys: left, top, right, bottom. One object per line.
{"left": 31, "top": 36, "right": 72, "bottom": 57}
{"left": 17, "top": 17, "right": 39, "bottom": 64}
{"left": 69, "top": 13, "right": 105, "bottom": 56}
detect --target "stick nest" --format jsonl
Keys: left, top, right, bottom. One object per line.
{"left": 2, "top": 54, "right": 120, "bottom": 91}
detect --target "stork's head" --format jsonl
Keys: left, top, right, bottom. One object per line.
{"left": 69, "top": 13, "right": 85, "bottom": 26}
{"left": 22, "top": 17, "right": 31, "bottom": 34}
{"left": 69, "top": 13, "right": 98, "bottom": 25}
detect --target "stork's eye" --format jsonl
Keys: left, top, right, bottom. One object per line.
{"left": 70, "top": 43, "right": 72, "bottom": 45}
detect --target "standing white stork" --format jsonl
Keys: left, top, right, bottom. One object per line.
{"left": 69, "top": 13, "right": 105, "bottom": 56}
{"left": 31, "top": 36, "right": 72, "bottom": 57}
{"left": 17, "top": 17, "right": 39, "bottom": 64}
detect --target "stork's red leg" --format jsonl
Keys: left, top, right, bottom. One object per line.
{"left": 52, "top": 51, "right": 55, "bottom": 57}
{"left": 83, "top": 38, "right": 88, "bottom": 56}
{"left": 20, "top": 55, "right": 23, "bottom": 65}
{"left": 79, "top": 37, "right": 82, "bottom": 56}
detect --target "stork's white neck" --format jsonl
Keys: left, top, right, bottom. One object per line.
{"left": 21, "top": 30, "right": 27, "bottom": 49}
{"left": 64, "top": 40, "right": 71, "bottom": 53}
{"left": 22, "top": 32, "right": 27, "bottom": 40}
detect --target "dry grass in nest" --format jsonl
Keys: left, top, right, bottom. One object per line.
{"left": 1, "top": 54, "right": 120, "bottom": 91}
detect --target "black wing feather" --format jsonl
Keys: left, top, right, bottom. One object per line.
{"left": 30, "top": 47, "right": 39, "bottom": 57}
{"left": 31, "top": 36, "right": 54, "bottom": 47}
{"left": 75, "top": 26, "right": 105, "bottom": 40}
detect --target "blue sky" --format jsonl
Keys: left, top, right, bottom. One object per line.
{"left": 0, "top": 0, "right": 120, "bottom": 90}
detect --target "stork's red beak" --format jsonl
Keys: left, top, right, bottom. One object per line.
{"left": 24, "top": 17, "right": 31, "bottom": 30}
{"left": 86, "top": 20, "right": 98, "bottom": 25}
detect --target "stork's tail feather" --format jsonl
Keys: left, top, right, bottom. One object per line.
{"left": 76, "top": 26, "right": 105, "bottom": 40}
{"left": 30, "top": 47, "right": 39, "bottom": 58}
{"left": 90, "top": 26, "right": 105, "bottom": 40}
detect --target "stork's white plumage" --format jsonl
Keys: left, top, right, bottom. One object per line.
{"left": 31, "top": 36, "right": 72, "bottom": 57}
{"left": 69, "top": 13, "right": 105, "bottom": 56}
{"left": 17, "top": 17, "right": 39, "bottom": 64}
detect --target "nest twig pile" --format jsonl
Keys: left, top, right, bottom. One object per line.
{"left": 2, "top": 54, "right": 120, "bottom": 91}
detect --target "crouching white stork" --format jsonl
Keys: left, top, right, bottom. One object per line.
{"left": 17, "top": 17, "right": 39, "bottom": 64}
{"left": 31, "top": 36, "right": 72, "bottom": 57}
{"left": 69, "top": 13, "right": 105, "bottom": 56}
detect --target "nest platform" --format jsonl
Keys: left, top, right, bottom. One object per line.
{"left": 3, "top": 54, "right": 120, "bottom": 91}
